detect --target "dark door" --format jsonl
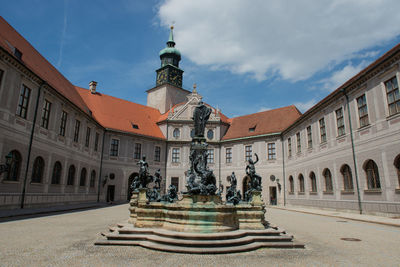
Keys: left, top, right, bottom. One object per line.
{"left": 269, "top": 186, "right": 277, "bottom": 205}
{"left": 107, "top": 185, "right": 115, "bottom": 202}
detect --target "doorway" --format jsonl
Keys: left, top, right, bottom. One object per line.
{"left": 107, "top": 185, "right": 115, "bottom": 202}
{"left": 269, "top": 186, "right": 277, "bottom": 205}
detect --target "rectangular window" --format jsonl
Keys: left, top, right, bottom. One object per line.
{"left": 155, "top": 146, "right": 161, "bottom": 162}
{"left": 41, "top": 99, "right": 51, "bottom": 129}
{"left": 59, "top": 111, "right": 68, "bottom": 136}
{"left": 134, "top": 143, "right": 141, "bottom": 159}
{"left": 171, "top": 177, "right": 179, "bottom": 190}
{"left": 226, "top": 148, "right": 232, "bottom": 163}
{"left": 357, "top": 94, "right": 369, "bottom": 127}
{"left": 0, "top": 69, "right": 4, "bottom": 87}
{"left": 85, "top": 127, "right": 91, "bottom": 147}
{"left": 336, "top": 108, "right": 345, "bottom": 136}
{"left": 288, "top": 138, "right": 292, "bottom": 157}
{"left": 73, "top": 120, "right": 80, "bottom": 142}
{"left": 94, "top": 132, "right": 99, "bottom": 152}
{"left": 172, "top": 148, "right": 180, "bottom": 163}
{"left": 245, "top": 145, "right": 252, "bottom": 161}
{"left": 385, "top": 76, "right": 400, "bottom": 116}
{"left": 296, "top": 132, "right": 301, "bottom": 153}
{"left": 268, "top": 143, "right": 276, "bottom": 160}
{"left": 306, "top": 126, "right": 312, "bottom": 148}
{"left": 207, "top": 149, "right": 214, "bottom": 163}
{"left": 16, "top": 85, "right": 31, "bottom": 119}
{"left": 110, "top": 139, "right": 119, "bottom": 156}
{"left": 319, "top": 118, "right": 326, "bottom": 143}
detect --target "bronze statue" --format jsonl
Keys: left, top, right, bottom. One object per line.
{"left": 226, "top": 172, "right": 241, "bottom": 205}
{"left": 193, "top": 101, "right": 211, "bottom": 137}
{"left": 154, "top": 169, "right": 162, "bottom": 190}
{"left": 246, "top": 153, "right": 262, "bottom": 191}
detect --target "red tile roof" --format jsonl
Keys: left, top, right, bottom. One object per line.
{"left": 222, "top": 105, "right": 302, "bottom": 140}
{"left": 76, "top": 87, "right": 165, "bottom": 139}
{"left": 0, "top": 16, "right": 90, "bottom": 115}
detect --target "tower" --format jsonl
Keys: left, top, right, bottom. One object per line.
{"left": 156, "top": 26, "right": 183, "bottom": 88}
{"left": 147, "top": 26, "right": 190, "bottom": 113}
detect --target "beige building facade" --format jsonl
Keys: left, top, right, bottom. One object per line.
{"left": 0, "top": 17, "right": 399, "bottom": 215}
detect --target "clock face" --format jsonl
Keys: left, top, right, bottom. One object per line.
{"left": 169, "top": 69, "right": 182, "bottom": 87}
{"left": 157, "top": 70, "right": 167, "bottom": 85}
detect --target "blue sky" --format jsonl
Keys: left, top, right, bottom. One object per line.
{"left": 3, "top": 0, "right": 400, "bottom": 117}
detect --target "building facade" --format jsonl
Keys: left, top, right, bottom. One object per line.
{"left": 0, "top": 17, "right": 399, "bottom": 215}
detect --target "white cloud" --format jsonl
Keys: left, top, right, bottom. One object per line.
{"left": 158, "top": 0, "right": 400, "bottom": 82}
{"left": 258, "top": 106, "right": 271, "bottom": 112}
{"left": 320, "top": 61, "right": 369, "bottom": 91}
{"left": 294, "top": 99, "right": 318, "bottom": 113}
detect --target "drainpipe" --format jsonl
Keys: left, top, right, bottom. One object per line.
{"left": 164, "top": 121, "right": 169, "bottom": 195}
{"left": 281, "top": 136, "right": 286, "bottom": 206}
{"left": 218, "top": 142, "right": 222, "bottom": 191}
{"left": 21, "top": 81, "right": 46, "bottom": 208}
{"left": 97, "top": 129, "right": 106, "bottom": 202}
{"left": 342, "top": 89, "right": 362, "bottom": 214}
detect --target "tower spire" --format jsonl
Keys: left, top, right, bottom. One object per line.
{"left": 167, "top": 26, "right": 175, "bottom": 47}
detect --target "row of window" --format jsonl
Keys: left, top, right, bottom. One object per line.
{"left": 173, "top": 128, "right": 215, "bottom": 140}
{"left": 110, "top": 139, "right": 161, "bottom": 162}
{"left": 225, "top": 143, "right": 276, "bottom": 163}
{"left": 287, "top": 76, "right": 400, "bottom": 157}
{"left": 288, "top": 157, "right": 400, "bottom": 194}
{"left": 4, "top": 150, "right": 97, "bottom": 188}
{"left": 15, "top": 84, "right": 101, "bottom": 151}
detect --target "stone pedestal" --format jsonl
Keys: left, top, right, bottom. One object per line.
{"left": 128, "top": 191, "right": 139, "bottom": 224}
{"left": 130, "top": 192, "right": 266, "bottom": 232}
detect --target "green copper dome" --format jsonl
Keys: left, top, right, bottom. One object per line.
{"left": 159, "top": 26, "right": 181, "bottom": 60}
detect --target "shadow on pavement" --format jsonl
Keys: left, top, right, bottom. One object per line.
{"left": 0, "top": 202, "right": 128, "bottom": 223}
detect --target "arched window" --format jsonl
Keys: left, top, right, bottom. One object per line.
{"left": 173, "top": 128, "right": 180, "bottom": 138}
{"left": 298, "top": 174, "right": 305, "bottom": 192}
{"left": 288, "top": 176, "right": 294, "bottom": 193}
{"left": 364, "top": 160, "right": 381, "bottom": 189}
{"left": 31, "top": 156, "right": 45, "bottom": 183}
{"left": 67, "top": 165, "right": 75, "bottom": 185}
{"left": 90, "top": 170, "right": 96, "bottom": 188}
{"left": 79, "top": 168, "right": 87, "bottom": 186}
{"left": 341, "top": 164, "right": 353, "bottom": 190}
{"left": 395, "top": 155, "right": 400, "bottom": 188}
{"left": 51, "top": 161, "right": 62, "bottom": 184}
{"left": 6, "top": 150, "right": 22, "bottom": 181}
{"left": 309, "top": 172, "right": 317, "bottom": 192}
{"left": 323, "top": 168, "right": 333, "bottom": 192}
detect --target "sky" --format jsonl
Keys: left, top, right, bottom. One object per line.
{"left": 2, "top": 0, "right": 400, "bottom": 117}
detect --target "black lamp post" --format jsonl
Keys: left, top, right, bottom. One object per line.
{"left": 0, "top": 152, "right": 13, "bottom": 175}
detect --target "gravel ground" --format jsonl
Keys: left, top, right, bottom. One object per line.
{"left": 0, "top": 204, "right": 399, "bottom": 267}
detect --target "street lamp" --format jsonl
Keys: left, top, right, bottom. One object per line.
{"left": 276, "top": 178, "right": 282, "bottom": 192}
{"left": 0, "top": 152, "right": 13, "bottom": 175}
{"left": 102, "top": 174, "right": 108, "bottom": 187}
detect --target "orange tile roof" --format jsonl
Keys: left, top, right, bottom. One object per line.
{"left": 76, "top": 87, "right": 165, "bottom": 139}
{"left": 222, "top": 105, "right": 301, "bottom": 140}
{"left": 0, "top": 16, "right": 90, "bottom": 115}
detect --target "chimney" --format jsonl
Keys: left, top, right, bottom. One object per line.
{"left": 89, "top": 81, "right": 98, "bottom": 94}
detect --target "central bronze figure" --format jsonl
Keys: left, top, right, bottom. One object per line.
{"left": 185, "top": 100, "right": 217, "bottom": 195}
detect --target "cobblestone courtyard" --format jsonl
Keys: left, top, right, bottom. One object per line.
{"left": 0, "top": 204, "right": 399, "bottom": 266}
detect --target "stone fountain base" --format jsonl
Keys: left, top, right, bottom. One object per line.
{"left": 95, "top": 189, "right": 304, "bottom": 253}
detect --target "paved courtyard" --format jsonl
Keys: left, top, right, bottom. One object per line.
{"left": 0, "top": 204, "right": 399, "bottom": 266}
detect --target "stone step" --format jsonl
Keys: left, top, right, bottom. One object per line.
{"left": 116, "top": 225, "right": 285, "bottom": 240}
{"left": 103, "top": 232, "right": 294, "bottom": 248}
{"left": 94, "top": 239, "right": 304, "bottom": 254}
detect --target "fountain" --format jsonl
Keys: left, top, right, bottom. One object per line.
{"left": 95, "top": 100, "right": 304, "bottom": 253}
